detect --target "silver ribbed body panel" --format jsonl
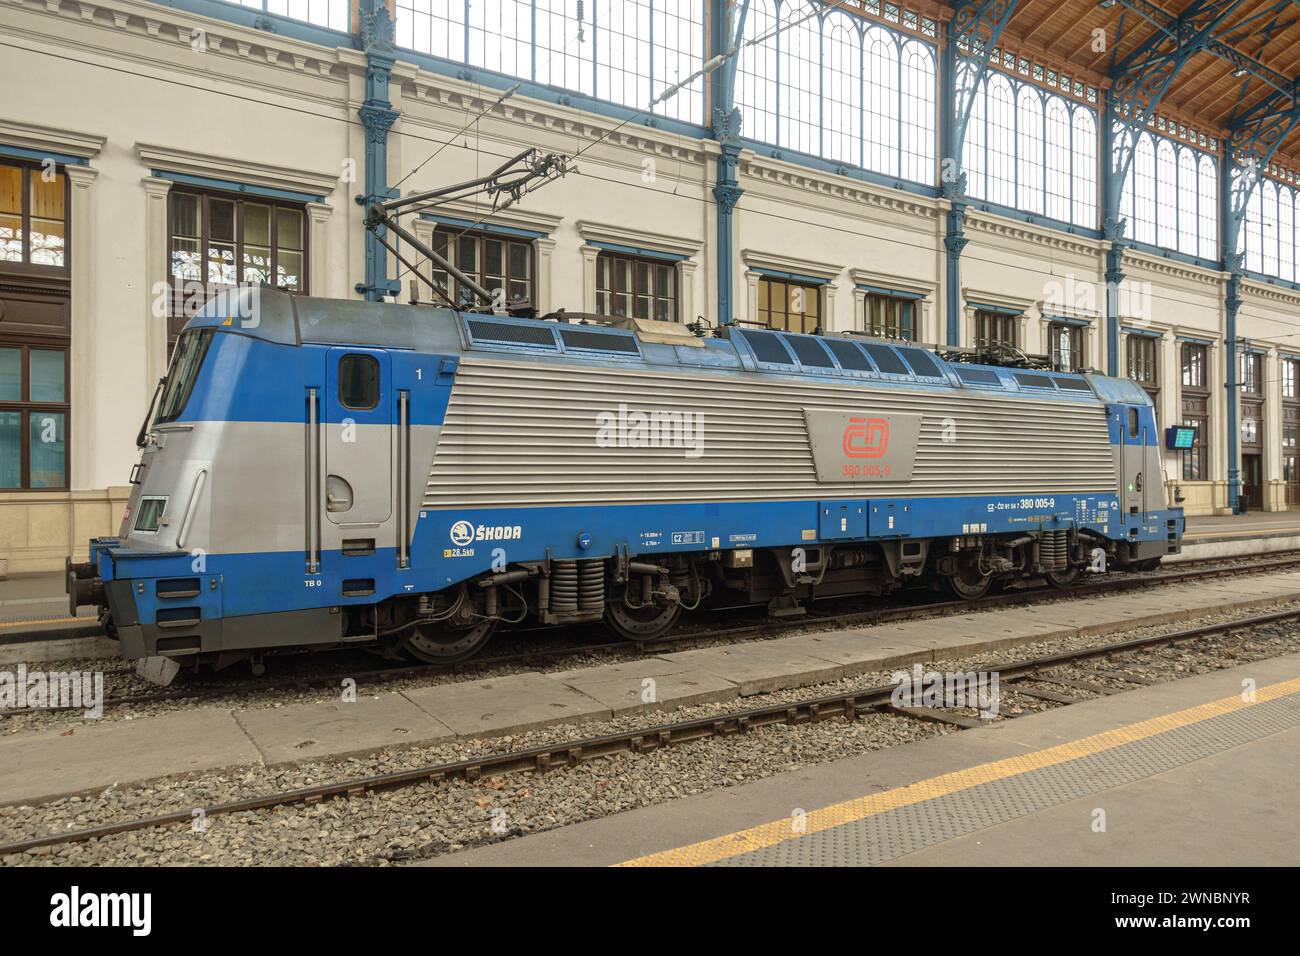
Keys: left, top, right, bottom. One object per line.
{"left": 423, "top": 357, "right": 1117, "bottom": 508}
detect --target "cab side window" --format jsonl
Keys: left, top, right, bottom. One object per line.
{"left": 1128, "top": 408, "right": 1140, "bottom": 439}
{"left": 338, "top": 354, "right": 379, "bottom": 410}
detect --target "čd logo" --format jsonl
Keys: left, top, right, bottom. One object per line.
{"left": 842, "top": 416, "right": 890, "bottom": 458}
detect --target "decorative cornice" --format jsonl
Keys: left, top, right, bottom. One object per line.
{"left": 742, "top": 249, "right": 843, "bottom": 282}
{"left": 401, "top": 74, "right": 714, "bottom": 168}
{"left": 579, "top": 220, "right": 703, "bottom": 258}
{"left": 4, "top": 0, "right": 349, "bottom": 82}
{"left": 1122, "top": 248, "right": 1223, "bottom": 288}
{"left": 960, "top": 286, "right": 1038, "bottom": 314}
{"left": 964, "top": 209, "right": 1100, "bottom": 259}
{"left": 853, "top": 267, "right": 937, "bottom": 297}
{"left": 1240, "top": 276, "right": 1300, "bottom": 308}
{"left": 0, "top": 118, "right": 106, "bottom": 159}
{"left": 418, "top": 197, "right": 562, "bottom": 235}
{"left": 136, "top": 142, "right": 340, "bottom": 196}
{"left": 739, "top": 154, "right": 939, "bottom": 221}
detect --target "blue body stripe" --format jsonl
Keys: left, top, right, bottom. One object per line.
{"left": 178, "top": 333, "right": 451, "bottom": 426}
{"left": 97, "top": 493, "right": 1182, "bottom": 624}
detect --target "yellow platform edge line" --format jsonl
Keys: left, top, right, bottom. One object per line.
{"left": 616, "top": 674, "right": 1300, "bottom": 867}
{"left": 0, "top": 617, "right": 84, "bottom": 629}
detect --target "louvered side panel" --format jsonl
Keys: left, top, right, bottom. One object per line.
{"left": 423, "top": 359, "right": 1118, "bottom": 507}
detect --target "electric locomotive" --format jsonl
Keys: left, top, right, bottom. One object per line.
{"left": 68, "top": 286, "right": 1183, "bottom": 671}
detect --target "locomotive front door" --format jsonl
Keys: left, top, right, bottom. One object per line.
{"left": 324, "top": 347, "right": 393, "bottom": 526}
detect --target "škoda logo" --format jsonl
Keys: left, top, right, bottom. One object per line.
{"left": 842, "top": 416, "right": 890, "bottom": 458}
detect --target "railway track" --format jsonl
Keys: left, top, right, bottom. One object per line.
{"left": 5, "top": 550, "right": 1300, "bottom": 717}
{"left": 3, "top": 602, "right": 1296, "bottom": 858}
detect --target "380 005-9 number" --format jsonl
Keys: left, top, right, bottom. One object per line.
{"left": 1019, "top": 497, "right": 1056, "bottom": 509}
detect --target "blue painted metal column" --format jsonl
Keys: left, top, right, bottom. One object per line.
{"left": 1100, "top": 89, "right": 1125, "bottom": 377}
{"left": 355, "top": 0, "right": 401, "bottom": 301}
{"left": 939, "top": 0, "right": 1020, "bottom": 347}
{"left": 939, "top": 20, "right": 965, "bottom": 347}
{"left": 1215, "top": 85, "right": 1300, "bottom": 514}
{"left": 1225, "top": 265, "right": 1243, "bottom": 513}
{"left": 711, "top": 0, "right": 748, "bottom": 326}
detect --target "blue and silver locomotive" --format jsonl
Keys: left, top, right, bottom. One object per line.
{"left": 68, "top": 287, "right": 1183, "bottom": 670}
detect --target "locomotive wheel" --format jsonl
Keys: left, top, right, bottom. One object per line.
{"left": 604, "top": 599, "right": 681, "bottom": 642}
{"left": 941, "top": 564, "right": 995, "bottom": 600}
{"left": 1044, "top": 567, "right": 1081, "bottom": 589}
{"left": 402, "top": 619, "right": 497, "bottom": 663}
{"left": 1134, "top": 557, "right": 1162, "bottom": 572}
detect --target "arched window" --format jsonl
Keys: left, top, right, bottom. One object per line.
{"left": 736, "top": 0, "right": 778, "bottom": 145}
{"left": 597, "top": 0, "right": 652, "bottom": 111}
{"left": 1120, "top": 131, "right": 1217, "bottom": 259}
{"left": 1072, "top": 108, "right": 1097, "bottom": 228}
{"left": 401, "top": 2, "right": 707, "bottom": 122}
{"left": 1044, "top": 96, "right": 1071, "bottom": 222}
{"left": 1245, "top": 184, "right": 1263, "bottom": 274}
{"left": 900, "top": 40, "right": 936, "bottom": 184}
{"left": 467, "top": 0, "right": 531, "bottom": 78}
{"left": 823, "top": 11, "right": 862, "bottom": 167}
{"left": 962, "top": 63, "right": 986, "bottom": 200}
{"left": 961, "top": 67, "right": 1095, "bottom": 226}
{"left": 1156, "top": 139, "right": 1178, "bottom": 249}
{"left": 535, "top": 0, "right": 596, "bottom": 97}
{"left": 779, "top": 2, "right": 821, "bottom": 157}
{"left": 735, "top": 10, "right": 935, "bottom": 186}
{"left": 652, "top": 0, "right": 708, "bottom": 124}
{"left": 1131, "top": 134, "right": 1157, "bottom": 245}
{"left": 1016, "top": 85, "right": 1044, "bottom": 214}
{"left": 1176, "top": 148, "right": 1197, "bottom": 255}
{"left": 1198, "top": 156, "right": 1218, "bottom": 261}
{"left": 986, "top": 73, "right": 1017, "bottom": 208}
{"left": 1280, "top": 185, "right": 1295, "bottom": 283}
{"left": 1261, "top": 180, "right": 1280, "bottom": 276}
{"left": 864, "top": 26, "right": 900, "bottom": 176}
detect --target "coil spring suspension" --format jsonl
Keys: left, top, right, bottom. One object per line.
{"left": 579, "top": 559, "right": 605, "bottom": 611}
{"left": 1041, "top": 529, "right": 1069, "bottom": 570}
{"left": 551, "top": 560, "right": 579, "bottom": 613}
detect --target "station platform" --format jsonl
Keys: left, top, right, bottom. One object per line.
{"left": 3, "top": 568, "right": 1300, "bottom": 809}
{"left": 426, "top": 652, "right": 1300, "bottom": 867}
{"left": 1177, "top": 510, "right": 1300, "bottom": 561}
{"left": 0, "top": 571, "right": 106, "bottom": 663}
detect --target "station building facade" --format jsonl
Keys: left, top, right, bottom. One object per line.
{"left": 2, "top": 0, "right": 1300, "bottom": 572}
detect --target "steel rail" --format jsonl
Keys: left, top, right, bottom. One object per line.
{"left": 4, "top": 604, "right": 1299, "bottom": 858}
{"left": 5, "top": 552, "right": 1300, "bottom": 717}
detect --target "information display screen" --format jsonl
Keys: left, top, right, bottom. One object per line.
{"left": 1166, "top": 425, "right": 1197, "bottom": 450}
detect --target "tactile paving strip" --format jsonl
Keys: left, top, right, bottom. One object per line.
{"left": 713, "top": 692, "right": 1300, "bottom": 866}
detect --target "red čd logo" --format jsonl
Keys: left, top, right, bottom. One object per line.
{"left": 842, "top": 416, "right": 890, "bottom": 458}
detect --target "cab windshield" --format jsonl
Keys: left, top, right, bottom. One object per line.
{"left": 155, "top": 328, "right": 214, "bottom": 423}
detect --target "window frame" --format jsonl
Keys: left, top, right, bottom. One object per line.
{"left": 1239, "top": 351, "right": 1263, "bottom": 396}
{"left": 0, "top": 158, "right": 71, "bottom": 276}
{"left": 337, "top": 353, "right": 381, "bottom": 411}
{"left": 166, "top": 187, "right": 308, "bottom": 345}
{"left": 864, "top": 292, "right": 917, "bottom": 341}
{"left": 428, "top": 227, "right": 536, "bottom": 311}
{"left": 1180, "top": 343, "right": 1211, "bottom": 483}
{"left": 755, "top": 275, "right": 821, "bottom": 334}
{"left": 1048, "top": 322, "right": 1085, "bottom": 372}
{"left": 595, "top": 250, "right": 679, "bottom": 323}
{"left": 1126, "top": 333, "right": 1159, "bottom": 399}
{"left": 974, "top": 309, "right": 1017, "bottom": 348}
{"left": 0, "top": 340, "right": 70, "bottom": 491}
